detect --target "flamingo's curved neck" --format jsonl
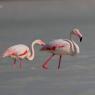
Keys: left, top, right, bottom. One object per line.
{"left": 69, "top": 33, "right": 78, "bottom": 55}
{"left": 27, "top": 41, "right": 37, "bottom": 60}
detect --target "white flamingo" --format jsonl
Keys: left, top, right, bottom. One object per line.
{"left": 40, "top": 28, "right": 83, "bottom": 70}
{"left": 2, "top": 39, "right": 45, "bottom": 68}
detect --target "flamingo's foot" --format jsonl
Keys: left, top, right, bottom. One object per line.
{"left": 42, "top": 64, "right": 48, "bottom": 70}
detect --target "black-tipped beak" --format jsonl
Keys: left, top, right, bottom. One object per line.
{"left": 80, "top": 37, "right": 82, "bottom": 42}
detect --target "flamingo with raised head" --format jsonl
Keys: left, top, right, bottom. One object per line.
{"left": 40, "top": 28, "right": 83, "bottom": 70}
{"left": 2, "top": 39, "right": 45, "bottom": 68}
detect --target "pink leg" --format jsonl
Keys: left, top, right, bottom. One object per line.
{"left": 16, "top": 57, "right": 23, "bottom": 70}
{"left": 42, "top": 54, "right": 55, "bottom": 69}
{"left": 19, "top": 59, "right": 23, "bottom": 69}
{"left": 58, "top": 55, "right": 62, "bottom": 70}
{"left": 12, "top": 59, "right": 16, "bottom": 69}
{"left": 13, "top": 59, "right": 16, "bottom": 64}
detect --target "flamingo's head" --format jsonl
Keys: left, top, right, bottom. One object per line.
{"left": 35, "top": 39, "right": 46, "bottom": 46}
{"left": 71, "top": 28, "right": 83, "bottom": 42}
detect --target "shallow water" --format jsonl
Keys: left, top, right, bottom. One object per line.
{"left": 0, "top": 1, "right": 95, "bottom": 95}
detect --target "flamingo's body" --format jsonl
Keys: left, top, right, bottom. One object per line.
{"left": 41, "top": 28, "right": 83, "bottom": 69}
{"left": 3, "top": 39, "right": 45, "bottom": 68}
{"left": 3, "top": 44, "right": 31, "bottom": 59}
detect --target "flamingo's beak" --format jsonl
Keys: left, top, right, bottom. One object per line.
{"left": 40, "top": 45, "right": 48, "bottom": 51}
{"left": 76, "top": 32, "right": 82, "bottom": 42}
{"left": 73, "top": 30, "right": 83, "bottom": 42}
{"left": 41, "top": 42, "right": 46, "bottom": 46}
{"left": 80, "top": 37, "right": 82, "bottom": 42}
{"left": 40, "top": 46, "right": 46, "bottom": 51}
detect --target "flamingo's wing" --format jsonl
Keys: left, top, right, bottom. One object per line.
{"left": 40, "top": 39, "right": 70, "bottom": 51}
{"left": 9, "top": 44, "right": 29, "bottom": 55}
{"left": 40, "top": 44, "right": 56, "bottom": 51}
{"left": 3, "top": 44, "right": 29, "bottom": 57}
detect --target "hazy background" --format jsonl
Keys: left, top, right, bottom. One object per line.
{"left": 0, "top": 0, "right": 95, "bottom": 95}
{"left": 0, "top": 0, "right": 95, "bottom": 52}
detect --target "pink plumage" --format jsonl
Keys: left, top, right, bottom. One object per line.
{"left": 3, "top": 39, "right": 45, "bottom": 69}
{"left": 41, "top": 28, "right": 83, "bottom": 70}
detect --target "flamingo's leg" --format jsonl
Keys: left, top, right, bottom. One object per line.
{"left": 16, "top": 57, "right": 23, "bottom": 69}
{"left": 19, "top": 59, "right": 24, "bottom": 69}
{"left": 42, "top": 54, "right": 55, "bottom": 69}
{"left": 58, "top": 55, "right": 62, "bottom": 70}
{"left": 13, "top": 58, "right": 16, "bottom": 64}
{"left": 12, "top": 58, "right": 17, "bottom": 69}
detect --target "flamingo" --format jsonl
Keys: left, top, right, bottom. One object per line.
{"left": 40, "top": 28, "right": 83, "bottom": 70}
{"left": 2, "top": 39, "right": 45, "bottom": 68}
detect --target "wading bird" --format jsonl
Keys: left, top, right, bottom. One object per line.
{"left": 3, "top": 39, "right": 45, "bottom": 68}
{"left": 40, "top": 28, "right": 83, "bottom": 70}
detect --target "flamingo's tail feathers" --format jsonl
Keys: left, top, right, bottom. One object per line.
{"left": 2, "top": 49, "right": 15, "bottom": 58}
{"left": 2, "top": 52, "right": 7, "bottom": 58}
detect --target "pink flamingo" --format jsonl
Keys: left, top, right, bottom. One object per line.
{"left": 2, "top": 39, "right": 45, "bottom": 68}
{"left": 40, "top": 28, "right": 83, "bottom": 70}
